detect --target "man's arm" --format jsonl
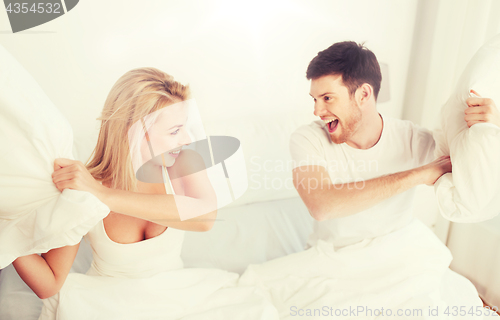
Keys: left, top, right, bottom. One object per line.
{"left": 293, "top": 155, "right": 451, "bottom": 221}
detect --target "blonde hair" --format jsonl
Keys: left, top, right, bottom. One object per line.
{"left": 86, "top": 67, "right": 191, "bottom": 192}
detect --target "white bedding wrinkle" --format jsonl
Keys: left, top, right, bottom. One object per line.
{"left": 434, "top": 33, "right": 500, "bottom": 223}
{"left": 0, "top": 44, "right": 109, "bottom": 268}
{"left": 239, "top": 219, "right": 492, "bottom": 320}
{"left": 38, "top": 218, "right": 279, "bottom": 320}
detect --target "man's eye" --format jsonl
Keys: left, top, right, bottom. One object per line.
{"left": 324, "top": 96, "right": 331, "bottom": 101}
{"left": 171, "top": 129, "right": 180, "bottom": 135}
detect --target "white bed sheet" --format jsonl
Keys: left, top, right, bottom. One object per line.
{"left": 0, "top": 197, "right": 492, "bottom": 319}
{"left": 1, "top": 259, "right": 493, "bottom": 320}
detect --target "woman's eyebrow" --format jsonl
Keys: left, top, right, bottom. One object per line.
{"left": 168, "top": 124, "right": 183, "bottom": 130}
{"left": 167, "top": 115, "right": 188, "bottom": 130}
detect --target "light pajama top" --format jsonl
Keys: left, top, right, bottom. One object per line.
{"left": 289, "top": 113, "right": 436, "bottom": 249}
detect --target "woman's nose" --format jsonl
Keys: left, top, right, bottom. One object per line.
{"left": 180, "top": 130, "right": 192, "bottom": 146}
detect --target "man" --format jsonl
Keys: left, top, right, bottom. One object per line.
{"left": 290, "top": 41, "right": 500, "bottom": 249}
{"left": 239, "top": 41, "right": 499, "bottom": 319}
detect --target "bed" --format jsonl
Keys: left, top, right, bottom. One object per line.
{"left": 1, "top": 109, "right": 496, "bottom": 319}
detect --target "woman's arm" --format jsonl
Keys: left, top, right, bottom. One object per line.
{"left": 100, "top": 172, "right": 217, "bottom": 231}
{"left": 12, "top": 243, "right": 80, "bottom": 299}
{"left": 52, "top": 151, "right": 217, "bottom": 232}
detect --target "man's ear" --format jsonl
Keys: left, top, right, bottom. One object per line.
{"left": 356, "top": 83, "right": 373, "bottom": 105}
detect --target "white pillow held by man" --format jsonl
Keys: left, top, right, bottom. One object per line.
{"left": 434, "top": 34, "right": 500, "bottom": 222}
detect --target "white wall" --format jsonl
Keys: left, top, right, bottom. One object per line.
{"left": 4, "top": 1, "right": 459, "bottom": 240}
{"left": 0, "top": 0, "right": 418, "bottom": 139}
{"left": 403, "top": 0, "right": 500, "bottom": 128}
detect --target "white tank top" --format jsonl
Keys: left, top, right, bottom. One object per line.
{"left": 84, "top": 220, "right": 185, "bottom": 278}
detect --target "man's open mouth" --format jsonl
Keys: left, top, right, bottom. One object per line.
{"left": 325, "top": 119, "right": 339, "bottom": 133}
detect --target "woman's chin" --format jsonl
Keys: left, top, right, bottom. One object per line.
{"left": 163, "top": 158, "right": 176, "bottom": 168}
{"left": 151, "top": 155, "right": 175, "bottom": 168}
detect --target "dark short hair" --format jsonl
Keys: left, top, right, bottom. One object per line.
{"left": 306, "top": 41, "right": 381, "bottom": 100}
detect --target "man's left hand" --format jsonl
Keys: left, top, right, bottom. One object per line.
{"left": 464, "top": 89, "right": 500, "bottom": 128}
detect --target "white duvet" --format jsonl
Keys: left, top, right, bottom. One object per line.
{"left": 39, "top": 268, "right": 278, "bottom": 320}
{"left": 239, "top": 218, "right": 496, "bottom": 319}
{"left": 0, "top": 44, "right": 109, "bottom": 268}
{"left": 433, "top": 34, "right": 500, "bottom": 223}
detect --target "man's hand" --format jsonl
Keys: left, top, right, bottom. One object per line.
{"left": 52, "top": 158, "right": 107, "bottom": 200}
{"left": 465, "top": 89, "right": 500, "bottom": 128}
{"left": 416, "top": 155, "right": 452, "bottom": 186}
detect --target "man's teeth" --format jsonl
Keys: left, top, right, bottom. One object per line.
{"left": 169, "top": 150, "right": 180, "bottom": 154}
{"left": 323, "top": 119, "right": 337, "bottom": 124}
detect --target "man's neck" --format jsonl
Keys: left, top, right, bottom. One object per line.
{"left": 345, "top": 111, "right": 383, "bottom": 150}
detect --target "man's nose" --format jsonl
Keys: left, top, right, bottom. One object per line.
{"left": 313, "top": 102, "right": 324, "bottom": 117}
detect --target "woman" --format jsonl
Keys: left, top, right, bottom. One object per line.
{"left": 13, "top": 68, "right": 278, "bottom": 320}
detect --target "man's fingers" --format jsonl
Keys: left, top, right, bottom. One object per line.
{"left": 465, "top": 113, "right": 488, "bottom": 122}
{"left": 466, "top": 97, "right": 485, "bottom": 107}
{"left": 466, "top": 97, "right": 494, "bottom": 108}
{"left": 467, "top": 120, "right": 483, "bottom": 127}
{"left": 438, "top": 155, "right": 452, "bottom": 167}
{"left": 464, "top": 106, "right": 490, "bottom": 114}
{"left": 470, "top": 89, "right": 481, "bottom": 97}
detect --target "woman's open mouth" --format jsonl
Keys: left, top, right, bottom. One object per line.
{"left": 168, "top": 149, "right": 181, "bottom": 158}
{"left": 326, "top": 119, "right": 339, "bottom": 133}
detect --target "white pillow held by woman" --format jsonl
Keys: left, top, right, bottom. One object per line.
{"left": 0, "top": 45, "right": 109, "bottom": 268}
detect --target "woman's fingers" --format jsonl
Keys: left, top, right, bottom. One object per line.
{"left": 52, "top": 172, "right": 80, "bottom": 184}
{"left": 53, "top": 172, "right": 87, "bottom": 192}
{"left": 54, "top": 161, "right": 62, "bottom": 171}
{"left": 52, "top": 171, "right": 77, "bottom": 192}
{"left": 52, "top": 164, "right": 80, "bottom": 180}
{"left": 54, "top": 158, "right": 78, "bottom": 168}
{"left": 52, "top": 160, "right": 86, "bottom": 176}
{"left": 51, "top": 158, "right": 103, "bottom": 196}
{"left": 54, "top": 180, "right": 75, "bottom": 192}
{"left": 52, "top": 159, "right": 86, "bottom": 191}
